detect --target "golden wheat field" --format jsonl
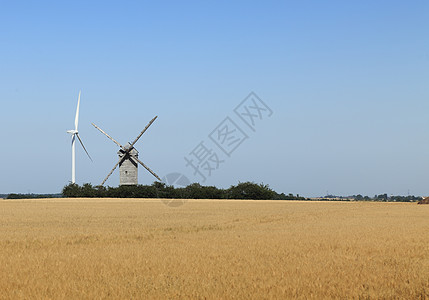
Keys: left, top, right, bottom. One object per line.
{"left": 0, "top": 199, "right": 428, "bottom": 299}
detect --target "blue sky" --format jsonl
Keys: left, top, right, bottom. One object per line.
{"left": 0, "top": 1, "right": 428, "bottom": 196}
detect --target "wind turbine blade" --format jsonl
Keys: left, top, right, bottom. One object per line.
{"left": 75, "top": 91, "right": 81, "bottom": 131}
{"left": 131, "top": 156, "right": 161, "bottom": 181}
{"left": 76, "top": 133, "right": 93, "bottom": 162}
{"left": 101, "top": 157, "right": 124, "bottom": 186}
{"left": 92, "top": 123, "right": 124, "bottom": 149}
{"left": 130, "top": 116, "right": 157, "bottom": 148}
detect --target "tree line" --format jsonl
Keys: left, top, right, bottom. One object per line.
{"left": 352, "top": 194, "right": 421, "bottom": 202}
{"left": 6, "top": 193, "right": 61, "bottom": 199}
{"left": 4, "top": 185, "right": 420, "bottom": 202}
{"left": 62, "top": 182, "right": 306, "bottom": 200}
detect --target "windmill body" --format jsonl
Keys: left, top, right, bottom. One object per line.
{"left": 92, "top": 117, "right": 161, "bottom": 186}
{"left": 66, "top": 91, "right": 92, "bottom": 184}
{"left": 118, "top": 143, "right": 139, "bottom": 185}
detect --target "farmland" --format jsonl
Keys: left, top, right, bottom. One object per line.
{"left": 0, "top": 199, "right": 428, "bottom": 299}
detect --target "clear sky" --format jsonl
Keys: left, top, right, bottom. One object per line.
{"left": 0, "top": 1, "right": 428, "bottom": 197}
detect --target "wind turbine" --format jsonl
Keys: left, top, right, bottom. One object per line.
{"left": 67, "top": 91, "right": 92, "bottom": 184}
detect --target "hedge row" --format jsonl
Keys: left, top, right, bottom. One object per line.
{"left": 62, "top": 182, "right": 305, "bottom": 200}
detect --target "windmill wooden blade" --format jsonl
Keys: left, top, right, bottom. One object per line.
{"left": 76, "top": 133, "right": 93, "bottom": 162}
{"left": 131, "top": 156, "right": 161, "bottom": 181}
{"left": 101, "top": 157, "right": 125, "bottom": 186}
{"left": 130, "top": 116, "right": 157, "bottom": 148}
{"left": 92, "top": 123, "right": 124, "bottom": 149}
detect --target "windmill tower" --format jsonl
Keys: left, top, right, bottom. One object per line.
{"left": 66, "top": 91, "right": 92, "bottom": 183}
{"left": 118, "top": 143, "right": 139, "bottom": 185}
{"left": 92, "top": 116, "right": 161, "bottom": 186}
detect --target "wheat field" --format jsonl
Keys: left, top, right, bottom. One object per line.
{"left": 0, "top": 199, "right": 428, "bottom": 299}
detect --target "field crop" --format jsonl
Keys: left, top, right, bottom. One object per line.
{"left": 0, "top": 199, "right": 428, "bottom": 299}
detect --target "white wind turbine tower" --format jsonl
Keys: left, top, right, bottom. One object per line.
{"left": 67, "top": 91, "right": 92, "bottom": 184}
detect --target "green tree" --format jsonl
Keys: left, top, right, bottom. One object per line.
{"left": 62, "top": 183, "right": 82, "bottom": 197}
{"left": 227, "top": 182, "right": 275, "bottom": 200}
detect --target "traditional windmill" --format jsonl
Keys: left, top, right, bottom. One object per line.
{"left": 92, "top": 116, "right": 161, "bottom": 186}
{"left": 66, "top": 91, "right": 92, "bottom": 184}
